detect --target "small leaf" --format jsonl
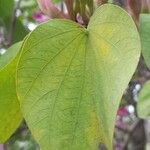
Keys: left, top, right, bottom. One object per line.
{"left": 0, "top": 42, "right": 22, "bottom": 143}
{"left": 17, "top": 4, "right": 140, "bottom": 150}
{"left": 140, "top": 14, "right": 150, "bottom": 69}
{"left": 137, "top": 81, "right": 150, "bottom": 119}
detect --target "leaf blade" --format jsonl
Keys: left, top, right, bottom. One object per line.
{"left": 0, "top": 42, "right": 22, "bottom": 143}
{"left": 87, "top": 4, "right": 141, "bottom": 147}
{"left": 140, "top": 14, "right": 150, "bottom": 69}
{"left": 17, "top": 4, "right": 141, "bottom": 150}
{"left": 137, "top": 81, "right": 150, "bottom": 119}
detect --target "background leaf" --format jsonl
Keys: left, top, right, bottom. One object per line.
{"left": 140, "top": 14, "right": 150, "bottom": 69}
{"left": 0, "top": 43, "right": 20, "bottom": 71}
{"left": 17, "top": 4, "right": 140, "bottom": 150}
{"left": 0, "top": 42, "right": 22, "bottom": 143}
{"left": 12, "top": 19, "right": 28, "bottom": 43}
{"left": 137, "top": 80, "right": 150, "bottom": 119}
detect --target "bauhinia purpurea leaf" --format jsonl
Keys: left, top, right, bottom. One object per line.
{"left": 0, "top": 42, "right": 22, "bottom": 143}
{"left": 137, "top": 81, "right": 150, "bottom": 119}
{"left": 17, "top": 4, "right": 141, "bottom": 150}
{"left": 140, "top": 14, "right": 150, "bottom": 69}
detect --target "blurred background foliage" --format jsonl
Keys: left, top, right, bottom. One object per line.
{"left": 1, "top": 0, "right": 150, "bottom": 150}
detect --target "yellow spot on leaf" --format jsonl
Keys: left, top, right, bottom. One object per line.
{"left": 86, "top": 112, "right": 101, "bottom": 146}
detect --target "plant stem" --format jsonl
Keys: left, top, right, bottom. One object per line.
{"left": 8, "top": 0, "right": 22, "bottom": 46}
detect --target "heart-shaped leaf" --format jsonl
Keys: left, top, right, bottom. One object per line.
{"left": 0, "top": 42, "right": 22, "bottom": 143}
{"left": 137, "top": 81, "right": 150, "bottom": 119}
{"left": 17, "top": 4, "right": 140, "bottom": 150}
{"left": 140, "top": 14, "right": 150, "bottom": 69}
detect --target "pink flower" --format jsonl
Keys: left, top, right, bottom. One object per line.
{"left": 117, "top": 107, "right": 129, "bottom": 117}
{"left": 37, "top": 0, "right": 68, "bottom": 19}
{"left": 76, "top": 14, "right": 84, "bottom": 25}
{"left": 32, "top": 11, "right": 49, "bottom": 23}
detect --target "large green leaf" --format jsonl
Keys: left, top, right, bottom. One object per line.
{"left": 0, "top": 42, "right": 22, "bottom": 143}
{"left": 140, "top": 14, "right": 150, "bottom": 69}
{"left": 137, "top": 81, "right": 150, "bottom": 119}
{"left": 17, "top": 4, "right": 140, "bottom": 150}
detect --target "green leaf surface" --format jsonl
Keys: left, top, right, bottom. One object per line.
{"left": 17, "top": 4, "right": 140, "bottom": 150}
{"left": 140, "top": 14, "right": 150, "bottom": 69}
{"left": 0, "top": 42, "right": 22, "bottom": 143}
{"left": 0, "top": 45, "right": 19, "bottom": 71}
{"left": 137, "top": 81, "right": 150, "bottom": 119}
